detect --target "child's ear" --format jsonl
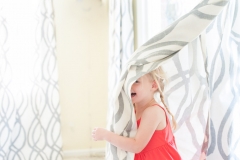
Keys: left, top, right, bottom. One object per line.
{"left": 152, "top": 81, "right": 158, "bottom": 91}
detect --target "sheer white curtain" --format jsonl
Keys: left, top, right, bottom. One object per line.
{"left": 108, "top": 0, "right": 134, "bottom": 96}
{"left": 107, "top": 0, "right": 134, "bottom": 158}
{"left": 135, "top": 0, "right": 201, "bottom": 48}
{"left": 0, "top": 0, "right": 62, "bottom": 159}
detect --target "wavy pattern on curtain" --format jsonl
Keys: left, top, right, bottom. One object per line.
{"left": 107, "top": 0, "right": 240, "bottom": 159}
{"left": 108, "top": 0, "right": 134, "bottom": 141}
{"left": 108, "top": 0, "right": 134, "bottom": 101}
{"left": 0, "top": 0, "right": 62, "bottom": 159}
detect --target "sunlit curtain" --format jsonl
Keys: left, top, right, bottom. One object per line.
{"left": 107, "top": 0, "right": 240, "bottom": 160}
{"left": 107, "top": 0, "right": 134, "bottom": 158}
{"left": 161, "top": 0, "right": 240, "bottom": 159}
{"left": 108, "top": 0, "right": 134, "bottom": 98}
{"left": 0, "top": 0, "right": 62, "bottom": 159}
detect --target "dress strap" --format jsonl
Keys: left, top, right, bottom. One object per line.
{"left": 152, "top": 103, "right": 169, "bottom": 125}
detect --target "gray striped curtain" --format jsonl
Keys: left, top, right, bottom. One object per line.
{"left": 0, "top": 0, "right": 62, "bottom": 159}
{"left": 107, "top": 0, "right": 240, "bottom": 159}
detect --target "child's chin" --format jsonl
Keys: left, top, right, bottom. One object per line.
{"left": 131, "top": 98, "right": 136, "bottom": 103}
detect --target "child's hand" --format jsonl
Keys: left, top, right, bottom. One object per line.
{"left": 92, "top": 127, "right": 107, "bottom": 141}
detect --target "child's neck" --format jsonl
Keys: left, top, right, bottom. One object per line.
{"left": 135, "top": 98, "right": 156, "bottom": 114}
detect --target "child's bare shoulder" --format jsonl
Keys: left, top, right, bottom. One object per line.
{"left": 142, "top": 105, "right": 165, "bottom": 118}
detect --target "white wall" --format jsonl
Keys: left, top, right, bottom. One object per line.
{"left": 53, "top": 0, "right": 109, "bottom": 155}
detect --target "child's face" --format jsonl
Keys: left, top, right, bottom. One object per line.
{"left": 131, "top": 74, "right": 155, "bottom": 104}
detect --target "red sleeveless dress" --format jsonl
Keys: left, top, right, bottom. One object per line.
{"left": 134, "top": 104, "right": 182, "bottom": 160}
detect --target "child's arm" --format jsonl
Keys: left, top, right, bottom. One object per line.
{"left": 92, "top": 105, "right": 165, "bottom": 153}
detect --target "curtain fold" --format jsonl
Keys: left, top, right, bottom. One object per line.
{"left": 108, "top": 0, "right": 240, "bottom": 159}
{"left": 108, "top": 0, "right": 134, "bottom": 99}
{"left": 0, "top": 0, "right": 62, "bottom": 159}
{"left": 107, "top": 0, "right": 134, "bottom": 158}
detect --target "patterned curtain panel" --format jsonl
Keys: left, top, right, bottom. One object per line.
{"left": 0, "top": 0, "right": 62, "bottom": 159}
{"left": 108, "top": 0, "right": 134, "bottom": 102}
{"left": 107, "top": 0, "right": 240, "bottom": 159}
{"left": 108, "top": 0, "right": 134, "bottom": 131}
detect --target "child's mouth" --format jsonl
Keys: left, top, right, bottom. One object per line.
{"left": 131, "top": 93, "right": 136, "bottom": 97}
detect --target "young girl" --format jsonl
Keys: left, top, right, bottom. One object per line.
{"left": 92, "top": 67, "right": 182, "bottom": 160}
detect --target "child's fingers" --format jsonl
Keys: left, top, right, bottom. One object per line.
{"left": 92, "top": 127, "right": 98, "bottom": 141}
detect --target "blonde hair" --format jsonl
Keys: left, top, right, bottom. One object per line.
{"left": 148, "top": 67, "right": 177, "bottom": 130}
